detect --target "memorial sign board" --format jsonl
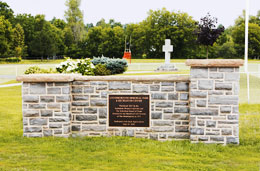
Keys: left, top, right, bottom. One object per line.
{"left": 108, "top": 94, "right": 150, "bottom": 127}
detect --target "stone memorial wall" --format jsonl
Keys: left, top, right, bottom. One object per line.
{"left": 17, "top": 59, "right": 244, "bottom": 145}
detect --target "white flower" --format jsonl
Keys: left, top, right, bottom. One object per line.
{"left": 90, "top": 63, "right": 95, "bottom": 69}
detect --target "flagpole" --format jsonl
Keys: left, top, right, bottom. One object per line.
{"left": 245, "top": 0, "right": 250, "bottom": 103}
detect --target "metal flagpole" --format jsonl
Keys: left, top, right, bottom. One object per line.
{"left": 245, "top": 0, "right": 250, "bottom": 103}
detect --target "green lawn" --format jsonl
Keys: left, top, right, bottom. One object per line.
{"left": 0, "top": 86, "right": 260, "bottom": 170}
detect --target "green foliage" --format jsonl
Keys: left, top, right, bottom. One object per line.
{"left": 0, "top": 1, "right": 14, "bottom": 21}
{"left": 64, "top": 0, "right": 85, "bottom": 43}
{"left": 24, "top": 66, "right": 56, "bottom": 74}
{"left": 126, "top": 8, "right": 198, "bottom": 58}
{"left": 92, "top": 56, "right": 128, "bottom": 74}
{"left": 56, "top": 57, "right": 94, "bottom": 75}
{"left": 13, "top": 23, "right": 26, "bottom": 57}
{"left": 0, "top": 57, "right": 21, "bottom": 63}
{"left": 0, "top": 16, "right": 14, "bottom": 57}
{"left": 93, "top": 64, "right": 111, "bottom": 76}
{"left": 232, "top": 23, "right": 260, "bottom": 59}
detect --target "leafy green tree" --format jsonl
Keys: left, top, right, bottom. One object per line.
{"left": 30, "top": 15, "right": 64, "bottom": 59}
{"left": 85, "top": 26, "right": 103, "bottom": 57}
{"left": 0, "top": 1, "right": 14, "bottom": 22}
{"left": 128, "top": 8, "right": 198, "bottom": 59}
{"left": 64, "top": 0, "right": 85, "bottom": 43}
{"left": 13, "top": 23, "right": 26, "bottom": 57}
{"left": 0, "top": 16, "right": 13, "bottom": 57}
{"left": 14, "top": 14, "right": 36, "bottom": 57}
{"left": 51, "top": 17, "right": 66, "bottom": 30}
{"left": 232, "top": 23, "right": 260, "bottom": 59}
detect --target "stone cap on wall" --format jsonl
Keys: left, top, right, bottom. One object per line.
{"left": 186, "top": 59, "right": 244, "bottom": 67}
{"left": 16, "top": 74, "right": 80, "bottom": 82}
{"left": 17, "top": 74, "right": 190, "bottom": 82}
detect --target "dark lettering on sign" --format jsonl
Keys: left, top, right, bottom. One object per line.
{"left": 109, "top": 95, "right": 150, "bottom": 127}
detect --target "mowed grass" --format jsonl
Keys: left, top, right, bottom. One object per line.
{"left": 0, "top": 86, "right": 260, "bottom": 170}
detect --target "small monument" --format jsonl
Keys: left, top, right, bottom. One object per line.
{"left": 156, "top": 39, "right": 178, "bottom": 71}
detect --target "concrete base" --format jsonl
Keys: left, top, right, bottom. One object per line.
{"left": 156, "top": 64, "right": 178, "bottom": 72}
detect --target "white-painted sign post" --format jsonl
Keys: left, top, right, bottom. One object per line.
{"left": 162, "top": 39, "right": 173, "bottom": 65}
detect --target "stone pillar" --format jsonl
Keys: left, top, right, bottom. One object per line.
{"left": 18, "top": 74, "right": 75, "bottom": 137}
{"left": 186, "top": 59, "right": 243, "bottom": 145}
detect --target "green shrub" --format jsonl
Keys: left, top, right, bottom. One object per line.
{"left": 94, "top": 64, "right": 111, "bottom": 76}
{"left": 92, "top": 57, "right": 127, "bottom": 75}
{"left": 2, "top": 57, "right": 22, "bottom": 63}
{"left": 56, "top": 57, "right": 94, "bottom": 75}
{"left": 24, "top": 66, "right": 56, "bottom": 74}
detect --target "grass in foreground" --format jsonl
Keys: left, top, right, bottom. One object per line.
{"left": 0, "top": 86, "right": 260, "bottom": 170}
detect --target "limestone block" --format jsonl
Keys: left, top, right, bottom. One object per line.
{"left": 133, "top": 85, "right": 148, "bottom": 93}
{"left": 24, "top": 127, "right": 42, "bottom": 133}
{"left": 198, "top": 80, "right": 213, "bottom": 90}
{"left": 175, "top": 126, "right": 189, "bottom": 132}
{"left": 209, "top": 73, "right": 223, "bottom": 79}
{"left": 99, "top": 108, "right": 107, "bottom": 118}
{"left": 84, "top": 86, "right": 94, "bottom": 93}
{"left": 190, "top": 108, "right": 218, "bottom": 116}
{"left": 47, "top": 88, "right": 61, "bottom": 94}
{"left": 40, "top": 96, "right": 55, "bottom": 103}
{"left": 56, "top": 95, "right": 71, "bottom": 102}
{"left": 23, "top": 110, "right": 39, "bottom": 117}
{"left": 151, "top": 112, "right": 162, "bottom": 119}
{"left": 150, "top": 85, "right": 160, "bottom": 91}
{"left": 176, "top": 82, "right": 189, "bottom": 91}
{"left": 84, "top": 108, "right": 97, "bottom": 114}
{"left": 174, "top": 107, "right": 189, "bottom": 113}
{"left": 190, "top": 128, "right": 204, "bottom": 135}
{"left": 73, "top": 95, "right": 89, "bottom": 101}
{"left": 41, "top": 110, "right": 53, "bottom": 117}
{"left": 168, "top": 93, "right": 178, "bottom": 100}
{"left": 180, "top": 93, "right": 189, "bottom": 100}
{"left": 76, "top": 115, "right": 97, "bottom": 121}
{"left": 190, "top": 91, "right": 207, "bottom": 98}
{"left": 23, "top": 96, "right": 39, "bottom": 103}
{"left": 82, "top": 126, "right": 106, "bottom": 131}
{"left": 155, "top": 102, "right": 173, "bottom": 108}
{"left": 220, "top": 106, "right": 232, "bottom": 113}
{"left": 153, "top": 121, "right": 174, "bottom": 126}
{"left": 29, "top": 104, "right": 46, "bottom": 109}
{"left": 30, "top": 83, "right": 46, "bottom": 94}
{"left": 226, "top": 137, "right": 239, "bottom": 144}
{"left": 72, "top": 87, "right": 83, "bottom": 94}
{"left": 209, "top": 96, "right": 238, "bottom": 105}
{"left": 90, "top": 99, "right": 107, "bottom": 106}
{"left": 109, "top": 82, "right": 131, "bottom": 90}
{"left": 151, "top": 93, "right": 167, "bottom": 100}
{"left": 206, "top": 121, "right": 216, "bottom": 128}
{"left": 215, "top": 83, "right": 232, "bottom": 90}
{"left": 190, "top": 68, "right": 208, "bottom": 79}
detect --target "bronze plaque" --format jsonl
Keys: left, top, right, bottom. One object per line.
{"left": 109, "top": 95, "right": 150, "bottom": 127}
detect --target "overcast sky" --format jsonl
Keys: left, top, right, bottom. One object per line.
{"left": 5, "top": 0, "right": 260, "bottom": 27}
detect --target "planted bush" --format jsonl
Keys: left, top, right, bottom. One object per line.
{"left": 1, "top": 57, "right": 22, "bottom": 63}
{"left": 24, "top": 66, "right": 56, "bottom": 74}
{"left": 92, "top": 57, "right": 127, "bottom": 75}
{"left": 56, "top": 58, "right": 94, "bottom": 75}
{"left": 94, "top": 64, "right": 111, "bottom": 76}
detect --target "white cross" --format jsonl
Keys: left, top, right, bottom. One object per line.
{"left": 162, "top": 39, "right": 173, "bottom": 65}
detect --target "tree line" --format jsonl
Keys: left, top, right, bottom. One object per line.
{"left": 1, "top": 0, "right": 260, "bottom": 59}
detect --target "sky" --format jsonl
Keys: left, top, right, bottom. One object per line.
{"left": 5, "top": 0, "right": 260, "bottom": 28}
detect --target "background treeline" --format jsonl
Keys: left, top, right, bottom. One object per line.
{"left": 1, "top": 0, "right": 260, "bottom": 59}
